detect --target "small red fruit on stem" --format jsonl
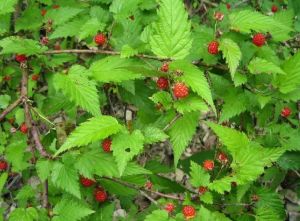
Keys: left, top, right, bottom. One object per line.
{"left": 198, "top": 186, "right": 208, "bottom": 195}
{"left": 208, "top": 41, "right": 219, "bottom": 55}
{"left": 80, "top": 177, "right": 95, "bottom": 187}
{"left": 15, "top": 54, "right": 27, "bottom": 63}
{"left": 41, "top": 9, "right": 47, "bottom": 16}
{"left": 102, "top": 138, "right": 112, "bottom": 152}
{"left": 94, "top": 33, "right": 107, "bottom": 46}
{"left": 52, "top": 5, "right": 60, "bottom": 9}
{"left": 226, "top": 3, "right": 231, "bottom": 10}
{"left": 145, "top": 181, "right": 153, "bottom": 190}
{"left": 156, "top": 77, "right": 169, "bottom": 90}
{"left": 40, "top": 37, "right": 49, "bottom": 45}
{"left": 271, "top": 5, "right": 278, "bottom": 13}
{"left": 217, "top": 152, "right": 228, "bottom": 164}
{"left": 160, "top": 63, "right": 169, "bottom": 72}
{"left": 251, "top": 194, "right": 259, "bottom": 202}
{"left": 182, "top": 205, "right": 196, "bottom": 219}
{"left": 252, "top": 33, "right": 266, "bottom": 47}
{"left": 31, "top": 74, "right": 39, "bottom": 81}
{"left": 165, "top": 203, "right": 175, "bottom": 213}
{"left": 281, "top": 107, "right": 292, "bottom": 118}
{"left": 214, "top": 12, "right": 224, "bottom": 21}
{"left": 20, "top": 123, "right": 28, "bottom": 134}
{"left": 0, "top": 160, "right": 8, "bottom": 171}
{"left": 173, "top": 82, "right": 189, "bottom": 99}
{"left": 94, "top": 188, "right": 108, "bottom": 202}
{"left": 3, "top": 75, "right": 11, "bottom": 81}
{"left": 203, "top": 160, "right": 214, "bottom": 171}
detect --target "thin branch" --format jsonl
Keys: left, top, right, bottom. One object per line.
{"left": 0, "top": 96, "right": 23, "bottom": 121}
{"left": 42, "top": 180, "right": 49, "bottom": 208}
{"left": 163, "top": 114, "right": 182, "bottom": 131}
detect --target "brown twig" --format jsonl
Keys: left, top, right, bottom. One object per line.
{"left": 0, "top": 97, "right": 23, "bottom": 122}
{"left": 163, "top": 114, "right": 182, "bottom": 131}
{"left": 42, "top": 180, "right": 49, "bottom": 208}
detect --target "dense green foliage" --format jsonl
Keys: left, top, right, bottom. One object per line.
{"left": 0, "top": 0, "right": 300, "bottom": 220}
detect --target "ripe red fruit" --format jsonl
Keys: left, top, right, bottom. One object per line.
{"left": 271, "top": 5, "right": 278, "bottom": 13}
{"left": 145, "top": 181, "right": 153, "bottom": 190}
{"left": 54, "top": 43, "right": 61, "bottom": 50}
{"left": 252, "top": 33, "right": 266, "bottom": 47}
{"left": 3, "top": 75, "right": 11, "bottom": 81}
{"left": 182, "top": 205, "right": 196, "bottom": 219}
{"left": 0, "top": 160, "right": 8, "bottom": 171}
{"left": 31, "top": 74, "right": 39, "bottom": 81}
{"left": 226, "top": 3, "right": 231, "bottom": 10}
{"left": 102, "top": 138, "right": 112, "bottom": 152}
{"left": 217, "top": 152, "right": 228, "bottom": 164}
{"left": 281, "top": 107, "right": 292, "bottom": 118}
{"left": 198, "top": 186, "right": 207, "bottom": 195}
{"left": 208, "top": 41, "right": 219, "bottom": 55}
{"left": 15, "top": 54, "right": 27, "bottom": 63}
{"left": 94, "top": 188, "right": 108, "bottom": 202}
{"left": 160, "top": 63, "right": 169, "bottom": 72}
{"left": 40, "top": 37, "right": 49, "bottom": 45}
{"left": 214, "top": 12, "right": 224, "bottom": 21}
{"left": 41, "top": 9, "right": 47, "bottom": 16}
{"left": 173, "top": 82, "right": 189, "bottom": 99}
{"left": 52, "top": 5, "right": 60, "bottom": 9}
{"left": 80, "top": 177, "right": 95, "bottom": 187}
{"left": 156, "top": 77, "right": 169, "bottom": 90}
{"left": 164, "top": 203, "right": 175, "bottom": 213}
{"left": 20, "top": 123, "right": 28, "bottom": 134}
{"left": 203, "top": 160, "right": 214, "bottom": 171}
{"left": 94, "top": 33, "right": 106, "bottom": 46}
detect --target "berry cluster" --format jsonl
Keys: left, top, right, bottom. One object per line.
{"left": 94, "top": 33, "right": 107, "bottom": 46}
{"left": 102, "top": 138, "right": 112, "bottom": 152}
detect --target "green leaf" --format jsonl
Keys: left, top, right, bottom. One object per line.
{"left": 36, "top": 159, "right": 52, "bottom": 182}
{"left": 15, "top": 6, "right": 43, "bottom": 31}
{"left": 233, "top": 72, "right": 247, "bottom": 87}
{"left": 112, "top": 129, "right": 144, "bottom": 175}
{"left": 208, "top": 176, "right": 235, "bottom": 194}
{"left": 90, "top": 56, "right": 142, "bottom": 83}
{"left": 50, "top": 19, "right": 84, "bottom": 39}
{"left": 9, "top": 207, "right": 38, "bottom": 221}
{"left": 0, "top": 37, "right": 47, "bottom": 55}
{"left": 170, "top": 60, "right": 216, "bottom": 114}
{"left": 55, "top": 116, "right": 121, "bottom": 156}
{"left": 206, "top": 122, "right": 250, "bottom": 155}
{"left": 120, "top": 44, "right": 139, "bottom": 58}
{"left": 6, "top": 140, "right": 30, "bottom": 172}
{"left": 45, "top": 7, "right": 84, "bottom": 26}
{"left": 51, "top": 162, "right": 81, "bottom": 198}
{"left": 198, "top": 206, "right": 232, "bottom": 221}
{"left": 0, "top": 94, "right": 11, "bottom": 109}
{"left": 143, "top": 126, "right": 168, "bottom": 144}
{"left": 200, "top": 192, "right": 213, "bottom": 204}
{"left": 255, "top": 206, "right": 281, "bottom": 221}
{"left": 174, "top": 95, "right": 209, "bottom": 114}
{"left": 190, "top": 161, "right": 210, "bottom": 187}
{"left": 53, "top": 65, "right": 101, "bottom": 116}
{"left": 168, "top": 112, "right": 199, "bottom": 166}
{"left": 145, "top": 210, "right": 174, "bottom": 221}
{"left": 248, "top": 58, "right": 286, "bottom": 75}
{"left": 78, "top": 18, "right": 105, "bottom": 41}
{"left": 276, "top": 51, "right": 300, "bottom": 93}
{"left": 229, "top": 10, "right": 293, "bottom": 41}
{"left": 0, "top": 0, "right": 18, "bottom": 15}
{"left": 149, "top": 91, "right": 173, "bottom": 109}
{"left": 53, "top": 195, "right": 94, "bottom": 221}
{"left": 0, "top": 172, "right": 8, "bottom": 193}
{"left": 0, "top": 14, "right": 10, "bottom": 35}
{"left": 219, "top": 38, "right": 242, "bottom": 78}
{"left": 150, "top": 0, "right": 192, "bottom": 59}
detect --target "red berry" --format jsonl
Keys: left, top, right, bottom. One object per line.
{"left": 31, "top": 74, "right": 39, "bottom": 81}
{"left": 102, "top": 138, "right": 112, "bottom": 152}
{"left": 160, "top": 63, "right": 169, "bottom": 72}
{"left": 214, "top": 12, "right": 224, "bottom": 21}
{"left": 226, "top": 3, "right": 231, "bottom": 10}
{"left": 173, "top": 82, "right": 189, "bottom": 99}
{"left": 145, "top": 181, "right": 153, "bottom": 190}
{"left": 164, "top": 203, "right": 175, "bottom": 213}
{"left": 252, "top": 33, "right": 266, "bottom": 47}
{"left": 156, "top": 77, "right": 169, "bottom": 90}
{"left": 3, "top": 75, "right": 11, "bottom": 81}
{"left": 15, "top": 54, "right": 27, "bottom": 63}
{"left": 41, "top": 9, "right": 47, "bottom": 16}
{"left": 40, "top": 37, "right": 49, "bottom": 45}
{"left": 217, "top": 152, "right": 228, "bottom": 164}
{"left": 80, "top": 177, "right": 95, "bottom": 187}
{"left": 54, "top": 43, "right": 61, "bottom": 50}
{"left": 251, "top": 194, "right": 259, "bottom": 202}
{"left": 203, "top": 160, "right": 214, "bottom": 171}
{"left": 94, "top": 188, "right": 108, "bottom": 202}
{"left": 271, "top": 5, "right": 278, "bottom": 13}
{"left": 0, "top": 161, "right": 8, "bottom": 171}
{"left": 208, "top": 41, "right": 219, "bottom": 55}
{"left": 94, "top": 33, "right": 106, "bottom": 46}
{"left": 20, "top": 123, "right": 28, "bottom": 134}
{"left": 182, "top": 205, "right": 196, "bottom": 219}
{"left": 198, "top": 186, "right": 207, "bottom": 195}
{"left": 52, "top": 5, "right": 60, "bottom": 9}
{"left": 281, "top": 107, "right": 292, "bottom": 118}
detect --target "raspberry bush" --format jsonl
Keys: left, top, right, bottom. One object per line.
{"left": 0, "top": 0, "right": 300, "bottom": 220}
